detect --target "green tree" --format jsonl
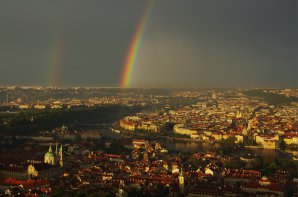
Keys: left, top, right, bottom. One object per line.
{"left": 252, "top": 157, "right": 264, "bottom": 169}
{"left": 263, "top": 162, "right": 278, "bottom": 175}
{"left": 280, "top": 159, "right": 298, "bottom": 177}
{"left": 279, "top": 140, "right": 286, "bottom": 150}
{"left": 75, "top": 190, "right": 87, "bottom": 197}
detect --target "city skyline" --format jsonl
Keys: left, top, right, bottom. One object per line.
{"left": 0, "top": 87, "right": 297, "bottom": 196}
{"left": 0, "top": 0, "right": 297, "bottom": 88}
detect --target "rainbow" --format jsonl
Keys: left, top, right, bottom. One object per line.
{"left": 47, "top": 33, "right": 65, "bottom": 87}
{"left": 120, "top": 0, "right": 155, "bottom": 88}
{"left": 46, "top": 2, "right": 72, "bottom": 87}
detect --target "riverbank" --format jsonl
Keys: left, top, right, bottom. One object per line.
{"left": 110, "top": 126, "right": 215, "bottom": 142}
{"left": 245, "top": 146, "right": 295, "bottom": 160}
{"left": 172, "top": 137, "right": 212, "bottom": 143}
{"left": 244, "top": 145, "right": 263, "bottom": 149}
{"left": 96, "top": 128, "right": 292, "bottom": 162}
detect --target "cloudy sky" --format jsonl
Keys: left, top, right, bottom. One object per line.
{"left": 0, "top": 0, "right": 297, "bottom": 88}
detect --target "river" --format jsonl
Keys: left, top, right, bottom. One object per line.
{"left": 96, "top": 129, "right": 290, "bottom": 162}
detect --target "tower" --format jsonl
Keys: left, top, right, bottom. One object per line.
{"left": 55, "top": 142, "right": 58, "bottom": 156}
{"left": 61, "top": 124, "right": 68, "bottom": 133}
{"left": 59, "top": 144, "right": 64, "bottom": 167}
{"left": 143, "top": 150, "right": 148, "bottom": 163}
{"left": 44, "top": 143, "right": 57, "bottom": 165}
{"left": 178, "top": 167, "right": 185, "bottom": 193}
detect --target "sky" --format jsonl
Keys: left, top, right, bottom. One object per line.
{"left": 0, "top": 0, "right": 297, "bottom": 88}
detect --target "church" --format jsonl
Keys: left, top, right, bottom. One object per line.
{"left": 0, "top": 143, "right": 64, "bottom": 180}
{"left": 27, "top": 143, "right": 64, "bottom": 179}
{"left": 44, "top": 143, "right": 64, "bottom": 167}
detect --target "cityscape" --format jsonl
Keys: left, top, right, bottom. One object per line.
{"left": 0, "top": 0, "right": 297, "bottom": 197}
{"left": 0, "top": 87, "right": 297, "bottom": 196}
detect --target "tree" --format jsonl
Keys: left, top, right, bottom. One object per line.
{"left": 280, "top": 159, "right": 298, "bottom": 177}
{"left": 75, "top": 190, "right": 87, "bottom": 197}
{"left": 263, "top": 162, "right": 278, "bottom": 175}
{"left": 252, "top": 157, "right": 264, "bottom": 169}
{"left": 279, "top": 140, "right": 286, "bottom": 150}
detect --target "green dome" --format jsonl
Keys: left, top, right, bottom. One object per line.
{"left": 45, "top": 152, "right": 56, "bottom": 158}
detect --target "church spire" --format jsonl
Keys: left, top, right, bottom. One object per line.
{"left": 55, "top": 142, "right": 58, "bottom": 155}
{"left": 179, "top": 166, "right": 185, "bottom": 193}
{"left": 59, "top": 144, "right": 64, "bottom": 167}
{"left": 48, "top": 143, "right": 52, "bottom": 152}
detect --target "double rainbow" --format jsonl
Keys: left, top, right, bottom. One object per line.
{"left": 120, "top": 0, "right": 155, "bottom": 88}
{"left": 46, "top": 1, "right": 154, "bottom": 88}
{"left": 46, "top": 2, "right": 72, "bottom": 87}
{"left": 47, "top": 32, "right": 65, "bottom": 87}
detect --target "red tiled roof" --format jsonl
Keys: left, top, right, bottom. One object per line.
{"left": 0, "top": 165, "right": 26, "bottom": 172}
{"left": 0, "top": 178, "right": 49, "bottom": 189}
{"left": 243, "top": 181, "right": 284, "bottom": 192}
{"left": 104, "top": 154, "right": 121, "bottom": 159}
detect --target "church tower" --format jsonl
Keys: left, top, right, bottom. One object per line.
{"left": 142, "top": 149, "right": 148, "bottom": 163}
{"left": 178, "top": 167, "right": 185, "bottom": 193}
{"left": 59, "top": 144, "right": 64, "bottom": 167}
{"left": 55, "top": 142, "right": 58, "bottom": 161}
{"left": 44, "top": 143, "right": 57, "bottom": 165}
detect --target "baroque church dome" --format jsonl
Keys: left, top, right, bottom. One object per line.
{"left": 44, "top": 143, "right": 57, "bottom": 165}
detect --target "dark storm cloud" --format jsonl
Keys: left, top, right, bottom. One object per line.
{"left": 134, "top": 0, "right": 298, "bottom": 88}
{"left": 0, "top": 0, "right": 144, "bottom": 86}
{"left": 0, "top": 0, "right": 297, "bottom": 88}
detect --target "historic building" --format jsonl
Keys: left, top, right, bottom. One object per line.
{"left": 242, "top": 176, "right": 286, "bottom": 197}
{"left": 0, "top": 166, "right": 28, "bottom": 180}
{"left": 0, "top": 143, "right": 64, "bottom": 180}
{"left": 178, "top": 168, "right": 185, "bottom": 193}
{"left": 27, "top": 163, "right": 63, "bottom": 179}
{"left": 44, "top": 143, "right": 63, "bottom": 167}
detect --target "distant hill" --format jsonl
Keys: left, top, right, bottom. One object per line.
{"left": 244, "top": 90, "right": 298, "bottom": 106}
{"left": 0, "top": 105, "right": 143, "bottom": 135}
